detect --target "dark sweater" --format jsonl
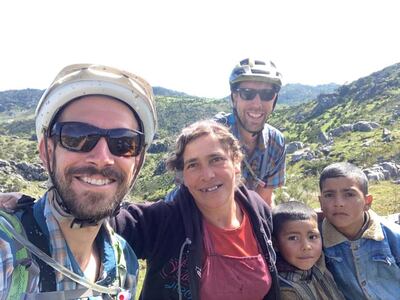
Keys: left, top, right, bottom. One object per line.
{"left": 112, "top": 185, "right": 280, "bottom": 300}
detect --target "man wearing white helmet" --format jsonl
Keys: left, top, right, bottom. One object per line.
{"left": 215, "top": 58, "right": 286, "bottom": 207}
{"left": 0, "top": 64, "right": 157, "bottom": 299}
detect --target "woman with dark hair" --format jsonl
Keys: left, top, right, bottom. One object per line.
{"left": 115, "top": 120, "right": 279, "bottom": 300}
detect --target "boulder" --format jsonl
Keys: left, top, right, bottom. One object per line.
{"left": 286, "top": 141, "right": 304, "bottom": 154}
{"left": 353, "top": 121, "right": 380, "bottom": 132}
{"left": 330, "top": 124, "right": 353, "bottom": 137}
{"left": 291, "top": 148, "right": 315, "bottom": 163}
{"left": 317, "top": 130, "right": 331, "bottom": 144}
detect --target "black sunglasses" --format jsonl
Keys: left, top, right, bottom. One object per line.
{"left": 235, "top": 87, "right": 276, "bottom": 102}
{"left": 50, "top": 122, "right": 144, "bottom": 157}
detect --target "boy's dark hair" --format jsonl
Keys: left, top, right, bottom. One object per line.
{"left": 272, "top": 201, "right": 318, "bottom": 237}
{"left": 319, "top": 162, "right": 368, "bottom": 195}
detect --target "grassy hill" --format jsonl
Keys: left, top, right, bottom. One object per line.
{"left": 0, "top": 64, "right": 399, "bottom": 215}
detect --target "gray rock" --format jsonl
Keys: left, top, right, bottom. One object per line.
{"left": 363, "top": 167, "right": 386, "bottom": 181}
{"left": 291, "top": 148, "right": 314, "bottom": 163}
{"left": 330, "top": 124, "right": 353, "bottom": 137}
{"left": 318, "top": 145, "right": 333, "bottom": 155}
{"left": 317, "top": 130, "right": 331, "bottom": 144}
{"left": 286, "top": 142, "right": 304, "bottom": 154}
{"left": 382, "top": 128, "right": 391, "bottom": 137}
{"left": 379, "top": 162, "right": 400, "bottom": 178}
{"left": 353, "top": 121, "right": 380, "bottom": 132}
{"left": 363, "top": 161, "right": 400, "bottom": 181}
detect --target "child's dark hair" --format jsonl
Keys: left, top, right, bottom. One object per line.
{"left": 272, "top": 201, "right": 318, "bottom": 237}
{"left": 319, "top": 162, "right": 368, "bottom": 195}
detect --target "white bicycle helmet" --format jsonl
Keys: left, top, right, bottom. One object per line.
{"left": 35, "top": 64, "right": 157, "bottom": 151}
{"left": 229, "top": 58, "right": 283, "bottom": 91}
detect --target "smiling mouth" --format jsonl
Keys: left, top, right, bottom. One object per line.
{"left": 247, "top": 112, "right": 264, "bottom": 119}
{"left": 199, "top": 184, "right": 222, "bottom": 192}
{"left": 78, "top": 176, "right": 114, "bottom": 186}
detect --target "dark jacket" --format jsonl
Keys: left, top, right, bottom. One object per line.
{"left": 113, "top": 185, "right": 280, "bottom": 300}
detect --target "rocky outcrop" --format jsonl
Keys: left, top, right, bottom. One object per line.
{"left": 309, "top": 93, "right": 342, "bottom": 118}
{"left": 330, "top": 124, "right": 353, "bottom": 137}
{"left": 353, "top": 121, "right": 380, "bottom": 132}
{"left": 329, "top": 121, "right": 381, "bottom": 137}
{"left": 363, "top": 161, "right": 400, "bottom": 181}
{"left": 0, "top": 159, "right": 47, "bottom": 181}
{"left": 286, "top": 141, "right": 304, "bottom": 154}
{"left": 291, "top": 148, "right": 315, "bottom": 163}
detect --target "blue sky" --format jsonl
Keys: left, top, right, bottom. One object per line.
{"left": 0, "top": 0, "right": 399, "bottom": 98}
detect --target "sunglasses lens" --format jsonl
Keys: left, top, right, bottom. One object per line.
{"left": 60, "top": 123, "right": 98, "bottom": 152}
{"left": 259, "top": 89, "right": 276, "bottom": 101}
{"left": 237, "top": 88, "right": 275, "bottom": 102}
{"left": 239, "top": 88, "right": 257, "bottom": 101}
{"left": 108, "top": 129, "right": 142, "bottom": 157}
{"left": 53, "top": 122, "right": 143, "bottom": 157}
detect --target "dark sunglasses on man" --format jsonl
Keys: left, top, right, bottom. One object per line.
{"left": 50, "top": 122, "right": 144, "bottom": 157}
{"left": 235, "top": 87, "right": 276, "bottom": 102}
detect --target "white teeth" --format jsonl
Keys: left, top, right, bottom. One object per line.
{"left": 248, "top": 112, "right": 263, "bottom": 118}
{"left": 81, "top": 177, "right": 112, "bottom": 186}
{"left": 200, "top": 185, "right": 220, "bottom": 192}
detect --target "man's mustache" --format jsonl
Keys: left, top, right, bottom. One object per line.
{"left": 65, "top": 166, "right": 124, "bottom": 183}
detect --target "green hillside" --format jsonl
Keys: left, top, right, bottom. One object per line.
{"left": 0, "top": 63, "right": 399, "bottom": 215}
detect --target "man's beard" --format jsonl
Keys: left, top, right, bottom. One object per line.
{"left": 53, "top": 165, "right": 130, "bottom": 222}
{"left": 235, "top": 110, "right": 267, "bottom": 134}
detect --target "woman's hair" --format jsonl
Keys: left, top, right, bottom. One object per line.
{"left": 272, "top": 201, "right": 318, "bottom": 237}
{"left": 166, "top": 120, "right": 243, "bottom": 172}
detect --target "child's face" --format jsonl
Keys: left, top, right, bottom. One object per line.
{"left": 319, "top": 176, "right": 373, "bottom": 239}
{"left": 275, "top": 218, "right": 322, "bottom": 271}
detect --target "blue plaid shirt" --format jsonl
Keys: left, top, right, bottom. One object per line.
{"left": 214, "top": 112, "right": 286, "bottom": 190}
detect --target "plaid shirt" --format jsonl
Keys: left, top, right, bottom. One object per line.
{"left": 215, "top": 112, "right": 286, "bottom": 190}
{"left": 0, "top": 193, "right": 138, "bottom": 299}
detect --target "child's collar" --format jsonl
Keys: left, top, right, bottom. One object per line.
{"left": 322, "top": 210, "right": 385, "bottom": 247}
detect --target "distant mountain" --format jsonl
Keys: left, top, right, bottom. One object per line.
{"left": 279, "top": 83, "right": 340, "bottom": 105}
{"left": 0, "top": 89, "right": 43, "bottom": 113}
{"left": 153, "top": 86, "right": 190, "bottom": 97}
{"left": 0, "top": 63, "right": 398, "bottom": 210}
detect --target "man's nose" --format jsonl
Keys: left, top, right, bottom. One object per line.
{"left": 85, "top": 138, "right": 115, "bottom": 167}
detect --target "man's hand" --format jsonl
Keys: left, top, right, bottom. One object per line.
{"left": 0, "top": 192, "right": 23, "bottom": 213}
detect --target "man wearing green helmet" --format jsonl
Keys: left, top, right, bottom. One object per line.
{"left": 215, "top": 58, "right": 286, "bottom": 207}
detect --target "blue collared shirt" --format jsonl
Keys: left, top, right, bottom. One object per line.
{"left": 322, "top": 210, "right": 400, "bottom": 300}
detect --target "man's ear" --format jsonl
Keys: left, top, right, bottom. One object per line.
{"left": 38, "top": 138, "right": 54, "bottom": 171}
{"left": 364, "top": 194, "right": 373, "bottom": 210}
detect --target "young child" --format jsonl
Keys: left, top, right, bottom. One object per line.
{"left": 319, "top": 162, "right": 400, "bottom": 300}
{"left": 272, "top": 201, "right": 344, "bottom": 300}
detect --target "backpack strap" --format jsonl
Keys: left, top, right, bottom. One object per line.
{"left": 20, "top": 207, "right": 56, "bottom": 292}
{"left": 0, "top": 211, "right": 39, "bottom": 300}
